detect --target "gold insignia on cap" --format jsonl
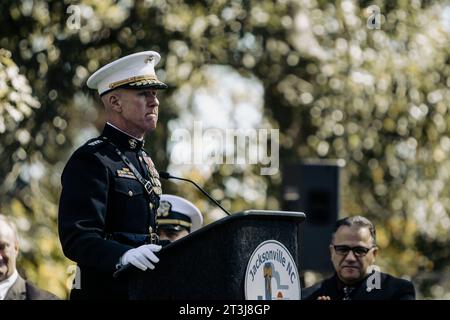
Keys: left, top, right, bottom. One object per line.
{"left": 129, "top": 79, "right": 159, "bottom": 87}
{"left": 109, "top": 75, "right": 158, "bottom": 89}
{"left": 157, "top": 200, "right": 171, "bottom": 217}
{"left": 129, "top": 138, "right": 137, "bottom": 149}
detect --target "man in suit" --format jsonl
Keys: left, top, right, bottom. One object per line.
{"left": 302, "top": 216, "right": 415, "bottom": 300}
{"left": 156, "top": 194, "right": 203, "bottom": 242}
{"left": 58, "top": 51, "right": 167, "bottom": 299}
{"left": 0, "top": 214, "right": 58, "bottom": 300}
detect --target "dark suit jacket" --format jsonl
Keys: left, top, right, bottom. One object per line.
{"left": 302, "top": 272, "right": 415, "bottom": 300}
{"left": 4, "top": 276, "right": 59, "bottom": 300}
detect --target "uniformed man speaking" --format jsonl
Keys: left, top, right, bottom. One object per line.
{"left": 58, "top": 51, "right": 167, "bottom": 299}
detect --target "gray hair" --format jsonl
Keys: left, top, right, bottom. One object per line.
{"left": 332, "top": 215, "right": 376, "bottom": 245}
{"left": 0, "top": 214, "right": 19, "bottom": 241}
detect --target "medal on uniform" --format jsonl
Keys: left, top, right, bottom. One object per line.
{"left": 152, "top": 186, "right": 162, "bottom": 196}
{"left": 140, "top": 153, "right": 162, "bottom": 196}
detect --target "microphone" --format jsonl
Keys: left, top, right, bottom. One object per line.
{"left": 159, "top": 171, "right": 231, "bottom": 216}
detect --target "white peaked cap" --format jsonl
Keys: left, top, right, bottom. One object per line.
{"left": 157, "top": 194, "right": 203, "bottom": 232}
{"left": 87, "top": 51, "right": 167, "bottom": 95}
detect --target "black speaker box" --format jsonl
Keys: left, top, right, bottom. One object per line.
{"left": 282, "top": 162, "right": 341, "bottom": 273}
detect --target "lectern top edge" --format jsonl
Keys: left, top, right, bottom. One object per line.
{"left": 160, "top": 210, "right": 306, "bottom": 251}
{"left": 238, "top": 209, "right": 306, "bottom": 220}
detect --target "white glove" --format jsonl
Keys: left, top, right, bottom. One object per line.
{"left": 120, "top": 244, "right": 162, "bottom": 271}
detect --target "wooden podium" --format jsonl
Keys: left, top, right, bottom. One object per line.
{"left": 128, "top": 210, "right": 306, "bottom": 300}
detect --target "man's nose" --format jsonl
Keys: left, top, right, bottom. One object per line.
{"left": 344, "top": 250, "right": 357, "bottom": 261}
{"left": 148, "top": 96, "right": 159, "bottom": 107}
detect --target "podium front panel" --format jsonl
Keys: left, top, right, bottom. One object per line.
{"left": 128, "top": 211, "right": 305, "bottom": 300}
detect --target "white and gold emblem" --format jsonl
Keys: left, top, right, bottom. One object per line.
{"left": 128, "top": 138, "right": 137, "bottom": 149}
{"left": 157, "top": 200, "right": 171, "bottom": 217}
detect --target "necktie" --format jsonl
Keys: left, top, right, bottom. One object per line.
{"left": 342, "top": 286, "right": 355, "bottom": 300}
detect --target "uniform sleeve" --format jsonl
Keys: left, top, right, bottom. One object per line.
{"left": 58, "top": 149, "right": 132, "bottom": 272}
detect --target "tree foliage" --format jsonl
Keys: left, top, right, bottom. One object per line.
{"left": 1, "top": 0, "right": 450, "bottom": 298}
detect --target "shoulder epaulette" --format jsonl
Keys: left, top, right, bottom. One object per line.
{"left": 84, "top": 137, "right": 108, "bottom": 149}
{"left": 87, "top": 139, "right": 103, "bottom": 146}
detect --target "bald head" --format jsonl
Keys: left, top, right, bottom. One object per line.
{"left": 0, "top": 215, "right": 18, "bottom": 243}
{"left": 0, "top": 214, "right": 19, "bottom": 281}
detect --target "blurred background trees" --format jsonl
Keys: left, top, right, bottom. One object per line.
{"left": 1, "top": 0, "right": 450, "bottom": 298}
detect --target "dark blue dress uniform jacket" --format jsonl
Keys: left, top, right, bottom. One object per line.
{"left": 58, "top": 124, "right": 159, "bottom": 300}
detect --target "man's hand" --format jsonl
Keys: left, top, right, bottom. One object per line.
{"left": 317, "top": 296, "right": 331, "bottom": 300}
{"left": 120, "top": 244, "right": 162, "bottom": 271}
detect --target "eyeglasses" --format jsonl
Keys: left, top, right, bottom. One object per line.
{"left": 333, "top": 245, "right": 376, "bottom": 257}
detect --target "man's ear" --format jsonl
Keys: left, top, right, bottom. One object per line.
{"left": 109, "top": 93, "right": 122, "bottom": 112}
{"left": 372, "top": 247, "right": 378, "bottom": 259}
{"left": 14, "top": 237, "right": 19, "bottom": 257}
